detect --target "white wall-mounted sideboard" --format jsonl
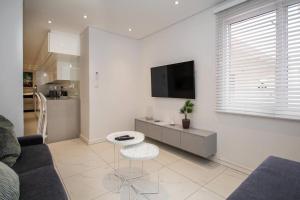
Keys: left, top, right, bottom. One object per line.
{"left": 135, "top": 118, "right": 217, "bottom": 158}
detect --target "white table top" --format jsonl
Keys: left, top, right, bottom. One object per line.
{"left": 120, "top": 142, "right": 159, "bottom": 161}
{"left": 106, "top": 131, "right": 145, "bottom": 146}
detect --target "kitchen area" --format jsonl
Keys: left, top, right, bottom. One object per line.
{"left": 24, "top": 30, "right": 81, "bottom": 143}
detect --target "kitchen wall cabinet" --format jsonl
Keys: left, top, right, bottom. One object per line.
{"left": 35, "top": 31, "right": 80, "bottom": 85}
{"left": 48, "top": 31, "right": 80, "bottom": 56}
{"left": 37, "top": 55, "right": 80, "bottom": 85}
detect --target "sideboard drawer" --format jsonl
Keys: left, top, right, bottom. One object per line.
{"left": 162, "top": 128, "right": 181, "bottom": 147}
{"left": 180, "top": 133, "right": 204, "bottom": 156}
{"left": 147, "top": 124, "right": 163, "bottom": 141}
{"left": 135, "top": 120, "right": 149, "bottom": 136}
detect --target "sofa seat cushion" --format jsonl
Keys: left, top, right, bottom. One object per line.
{"left": 228, "top": 156, "right": 300, "bottom": 200}
{"left": 12, "top": 144, "right": 53, "bottom": 174}
{"left": 19, "top": 166, "right": 68, "bottom": 200}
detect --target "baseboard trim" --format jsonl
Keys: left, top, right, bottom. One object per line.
{"left": 211, "top": 157, "right": 253, "bottom": 175}
{"left": 80, "top": 135, "right": 105, "bottom": 145}
{"left": 79, "top": 135, "right": 89, "bottom": 144}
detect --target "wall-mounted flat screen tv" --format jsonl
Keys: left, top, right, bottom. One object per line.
{"left": 151, "top": 61, "right": 195, "bottom": 99}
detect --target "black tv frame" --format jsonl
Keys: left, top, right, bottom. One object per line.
{"left": 151, "top": 60, "right": 195, "bottom": 99}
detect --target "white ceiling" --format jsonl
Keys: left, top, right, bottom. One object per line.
{"left": 24, "top": 0, "right": 224, "bottom": 67}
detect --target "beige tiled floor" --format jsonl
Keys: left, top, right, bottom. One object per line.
{"left": 24, "top": 112, "right": 38, "bottom": 136}
{"left": 48, "top": 139, "right": 248, "bottom": 200}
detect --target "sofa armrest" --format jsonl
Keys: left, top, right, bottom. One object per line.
{"left": 17, "top": 135, "right": 43, "bottom": 146}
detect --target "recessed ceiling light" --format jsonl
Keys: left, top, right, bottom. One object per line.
{"left": 128, "top": 28, "right": 132, "bottom": 32}
{"left": 83, "top": 15, "right": 88, "bottom": 19}
{"left": 174, "top": 1, "right": 179, "bottom": 5}
{"left": 48, "top": 20, "right": 52, "bottom": 24}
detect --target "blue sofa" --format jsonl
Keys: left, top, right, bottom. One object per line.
{"left": 227, "top": 156, "right": 300, "bottom": 200}
{"left": 13, "top": 135, "right": 68, "bottom": 200}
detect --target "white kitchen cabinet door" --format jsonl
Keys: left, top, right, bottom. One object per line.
{"left": 48, "top": 31, "right": 80, "bottom": 56}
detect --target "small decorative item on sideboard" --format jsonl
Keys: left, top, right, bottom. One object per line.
{"left": 145, "top": 106, "right": 154, "bottom": 121}
{"left": 180, "top": 100, "right": 194, "bottom": 129}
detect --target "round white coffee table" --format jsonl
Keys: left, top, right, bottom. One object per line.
{"left": 120, "top": 142, "right": 160, "bottom": 197}
{"left": 106, "top": 131, "right": 145, "bottom": 171}
{"left": 120, "top": 142, "right": 159, "bottom": 160}
{"left": 106, "top": 131, "right": 145, "bottom": 190}
{"left": 106, "top": 131, "right": 145, "bottom": 146}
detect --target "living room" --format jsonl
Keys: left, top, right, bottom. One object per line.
{"left": 1, "top": 0, "right": 300, "bottom": 200}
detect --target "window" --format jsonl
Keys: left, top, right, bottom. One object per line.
{"left": 287, "top": 3, "right": 300, "bottom": 117}
{"left": 216, "top": 0, "right": 300, "bottom": 120}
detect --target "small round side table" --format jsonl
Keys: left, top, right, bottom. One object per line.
{"left": 120, "top": 142, "right": 160, "bottom": 198}
{"left": 106, "top": 130, "right": 145, "bottom": 191}
{"left": 106, "top": 131, "right": 145, "bottom": 171}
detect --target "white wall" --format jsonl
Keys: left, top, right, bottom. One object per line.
{"left": 80, "top": 28, "right": 90, "bottom": 140}
{"left": 79, "top": 5, "right": 300, "bottom": 170}
{"left": 80, "top": 27, "right": 141, "bottom": 142}
{"left": 139, "top": 8, "right": 300, "bottom": 170}
{"left": 0, "top": 0, "right": 24, "bottom": 136}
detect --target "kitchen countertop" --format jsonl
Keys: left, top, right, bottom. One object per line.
{"left": 46, "top": 96, "right": 79, "bottom": 101}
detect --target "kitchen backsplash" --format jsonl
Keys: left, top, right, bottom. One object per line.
{"left": 37, "top": 81, "right": 80, "bottom": 97}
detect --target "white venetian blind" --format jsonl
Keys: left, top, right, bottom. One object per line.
{"left": 216, "top": 0, "right": 300, "bottom": 120}
{"left": 287, "top": 3, "right": 300, "bottom": 117}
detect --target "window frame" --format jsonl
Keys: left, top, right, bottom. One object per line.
{"left": 216, "top": 0, "right": 300, "bottom": 120}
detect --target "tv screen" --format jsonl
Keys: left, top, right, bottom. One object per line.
{"left": 151, "top": 61, "right": 195, "bottom": 99}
